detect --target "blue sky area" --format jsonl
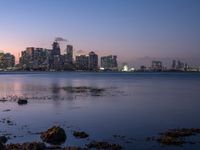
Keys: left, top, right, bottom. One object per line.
{"left": 0, "top": 0, "right": 199, "bottom": 66}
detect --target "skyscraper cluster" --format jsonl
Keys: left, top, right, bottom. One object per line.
{"left": 18, "top": 41, "right": 117, "bottom": 71}
{"left": 19, "top": 42, "right": 75, "bottom": 71}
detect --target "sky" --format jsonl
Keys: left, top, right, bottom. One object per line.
{"left": 0, "top": 0, "right": 200, "bottom": 66}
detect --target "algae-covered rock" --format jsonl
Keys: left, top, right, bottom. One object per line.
{"left": 41, "top": 126, "right": 66, "bottom": 145}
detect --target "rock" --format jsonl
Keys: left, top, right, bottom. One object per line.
{"left": 73, "top": 131, "right": 89, "bottom": 139}
{"left": 0, "top": 136, "right": 8, "bottom": 143}
{"left": 155, "top": 128, "right": 200, "bottom": 146}
{"left": 86, "top": 141, "right": 122, "bottom": 150}
{"left": 0, "top": 142, "right": 5, "bottom": 150}
{"left": 6, "top": 142, "right": 45, "bottom": 150}
{"left": 41, "top": 126, "right": 66, "bottom": 145}
{"left": 157, "top": 136, "right": 185, "bottom": 145}
{"left": 0, "top": 98, "right": 7, "bottom": 102}
{"left": 63, "top": 147, "right": 83, "bottom": 150}
{"left": 22, "top": 142, "right": 45, "bottom": 150}
{"left": 2, "top": 109, "right": 11, "bottom": 112}
{"left": 17, "top": 99, "right": 28, "bottom": 105}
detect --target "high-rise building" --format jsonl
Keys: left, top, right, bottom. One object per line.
{"left": 50, "top": 42, "right": 62, "bottom": 70}
{"left": 75, "top": 55, "right": 89, "bottom": 70}
{"left": 0, "top": 52, "right": 15, "bottom": 69}
{"left": 101, "top": 55, "right": 118, "bottom": 71}
{"left": 19, "top": 47, "right": 51, "bottom": 70}
{"left": 66, "top": 45, "right": 73, "bottom": 64}
{"left": 88, "top": 51, "right": 98, "bottom": 71}
{"left": 172, "top": 60, "right": 176, "bottom": 69}
{"left": 52, "top": 42, "right": 61, "bottom": 56}
{"left": 3, "top": 53, "right": 15, "bottom": 68}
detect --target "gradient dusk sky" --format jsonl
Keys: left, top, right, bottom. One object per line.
{"left": 0, "top": 0, "right": 200, "bottom": 65}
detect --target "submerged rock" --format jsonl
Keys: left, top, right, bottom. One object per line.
{"left": 86, "top": 141, "right": 122, "bottom": 150}
{"left": 62, "top": 86, "right": 106, "bottom": 96}
{"left": 6, "top": 142, "right": 45, "bottom": 150}
{"left": 63, "top": 147, "right": 83, "bottom": 150}
{"left": 0, "top": 136, "right": 8, "bottom": 144}
{"left": 41, "top": 126, "right": 66, "bottom": 145}
{"left": 2, "top": 109, "right": 11, "bottom": 112}
{"left": 0, "top": 142, "right": 5, "bottom": 150}
{"left": 17, "top": 99, "right": 28, "bottom": 105}
{"left": 157, "top": 136, "right": 185, "bottom": 145}
{"left": 156, "top": 128, "right": 200, "bottom": 146}
{"left": 73, "top": 131, "right": 89, "bottom": 139}
{"left": 0, "top": 98, "right": 7, "bottom": 102}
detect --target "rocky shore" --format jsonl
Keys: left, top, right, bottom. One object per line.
{"left": 0, "top": 126, "right": 122, "bottom": 150}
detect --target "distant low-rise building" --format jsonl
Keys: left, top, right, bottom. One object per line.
{"left": 171, "top": 60, "right": 189, "bottom": 71}
{"left": 151, "top": 60, "right": 163, "bottom": 71}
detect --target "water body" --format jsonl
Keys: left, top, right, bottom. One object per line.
{"left": 0, "top": 72, "right": 200, "bottom": 150}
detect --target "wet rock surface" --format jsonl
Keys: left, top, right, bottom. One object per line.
{"left": 0, "top": 143, "right": 84, "bottom": 150}
{"left": 62, "top": 86, "right": 105, "bottom": 96}
{"left": 41, "top": 126, "right": 67, "bottom": 145}
{"left": 0, "top": 98, "right": 7, "bottom": 102}
{"left": 86, "top": 141, "right": 122, "bottom": 150}
{"left": 0, "top": 118, "right": 16, "bottom": 126}
{"left": 17, "top": 99, "right": 28, "bottom": 105}
{"left": 0, "top": 136, "right": 8, "bottom": 144}
{"left": 73, "top": 131, "right": 89, "bottom": 139}
{"left": 0, "top": 142, "right": 5, "bottom": 149}
{"left": 150, "top": 128, "right": 200, "bottom": 146}
{"left": 2, "top": 109, "right": 11, "bottom": 112}
{"left": 63, "top": 147, "right": 83, "bottom": 150}
{"left": 5, "top": 142, "right": 46, "bottom": 150}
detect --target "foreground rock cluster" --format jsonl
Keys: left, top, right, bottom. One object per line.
{"left": 147, "top": 128, "right": 200, "bottom": 146}
{"left": 0, "top": 126, "right": 122, "bottom": 150}
{"left": 41, "top": 126, "right": 67, "bottom": 145}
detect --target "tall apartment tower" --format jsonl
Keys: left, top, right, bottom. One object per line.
{"left": 89, "top": 51, "right": 98, "bottom": 71}
{"left": 52, "top": 42, "right": 61, "bottom": 56}
{"left": 66, "top": 45, "right": 73, "bottom": 64}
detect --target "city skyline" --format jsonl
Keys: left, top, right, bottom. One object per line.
{"left": 0, "top": 40, "right": 199, "bottom": 72}
{"left": 0, "top": 0, "right": 200, "bottom": 66}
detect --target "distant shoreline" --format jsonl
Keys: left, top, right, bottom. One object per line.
{"left": 0, "top": 70, "right": 199, "bottom": 74}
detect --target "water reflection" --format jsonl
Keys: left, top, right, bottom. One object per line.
{"left": 0, "top": 72, "right": 200, "bottom": 150}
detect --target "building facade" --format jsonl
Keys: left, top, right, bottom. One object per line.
{"left": 101, "top": 55, "right": 118, "bottom": 71}
{"left": 0, "top": 52, "right": 15, "bottom": 69}
{"left": 88, "top": 51, "right": 98, "bottom": 71}
{"left": 151, "top": 61, "right": 163, "bottom": 71}
{"left": 75, "top": 55, "right": 89, "bottom": 70}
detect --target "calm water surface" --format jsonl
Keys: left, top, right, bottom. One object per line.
{"left": 0, "top": 72, "right": 200, "bottom": 150}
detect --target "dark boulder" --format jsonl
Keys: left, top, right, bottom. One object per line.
{"left": 73, "top": 131, "right": 89, "bottom": 139}
{"left": 17, "top": 99, "right": 28, "bottom": 105}
{"left": 6, "top": 142, "right": 45, "bottom": 150}
{"left": 0, "top": 136, "right": 8, "bottom": 144}
{"left": 41, "top": 126, "right": 66, "bottom": 145}
{"left": 63, "top": 147, "right": 83, "bottom": 150}
{"left": 0, "top": 142, "right": 5, "bottom": 150}
{"left": 87, "top": 141, "right": 122, "bottom": 150}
